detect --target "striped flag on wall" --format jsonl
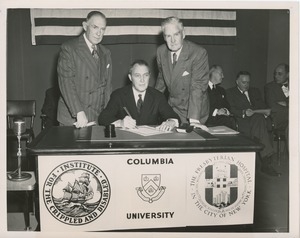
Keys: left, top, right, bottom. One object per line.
{"left": 30, "top": 9, "right": 237, "bottom": 45}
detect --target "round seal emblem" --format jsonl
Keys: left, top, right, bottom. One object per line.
{"left": 43, "top": 160, "right": 111, "bottom": 225}
{"left": 190, "top": 155, "right": 253, "bottom": 219}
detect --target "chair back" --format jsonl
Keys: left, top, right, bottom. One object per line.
{"left": 7, "top": 100, "right": 36, "bottom": 129}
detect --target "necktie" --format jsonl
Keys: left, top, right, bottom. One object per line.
{"left": 172, "top": 53, "right": 177, "bottom": 68}
{"left": 137, "top": 94, "right": 143, "bottom": 113}
{"left": 243, "top": 91, "right": 251, "bottom": 105}
{"left": 91, "top": 45, "right": 99, "bottom": 59}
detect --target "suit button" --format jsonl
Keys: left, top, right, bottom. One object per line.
{"left": 182, "top": 88, "right": 185, "bottom": 91}
{"left": 85, "top": 76, "right": 89, "bottom": 80}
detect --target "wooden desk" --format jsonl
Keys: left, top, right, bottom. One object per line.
{"left": 7, "top": 171, "right": 36, "bottom": 230}
{"left": 29, "top": 126, "right": 262, "bottom": 155}
{"left": 28, "top": 126, "right": 262, "bottom": 232}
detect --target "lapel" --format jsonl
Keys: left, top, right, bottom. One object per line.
{"left": 75, "top": 34, "right": 100, "bottom": 80}
{"left": 275, "top": 82, "right": 287, "bottom": 98}
{"left": 243, "top": 88, "right": 252, "bottom": 107}
{"left": 139, "top": 89, "right": 154, "bottom": 122}
{"left": 161, "top": 47, "right": 173, "bottom": 87}
{"left": 124, "top": 86, "right": 140, "bottom": 119}
{"left": 97, "top": 45, "right": 107, "bottom": 85}
{"left": 172, "top": 40, "right": 189, "bottom": 85}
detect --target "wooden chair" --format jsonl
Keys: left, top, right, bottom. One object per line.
{"left": 7, "top": 100, "right": 36, "bottom": 144}
{"left": 7, "top": 100, "right": 36, "bottom": 171}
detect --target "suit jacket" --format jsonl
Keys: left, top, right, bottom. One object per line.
{"left": 57, "top": 34, "right": 112, "bottom": 125}
{"left": 226, "top": 86, "right": 266, "bottom": 118}
{"left": 206, "top": 85, "right": 234, "bottom": 128}
{"left": 155, "top": 40, "right": 209, "bottom": 125}
{"left": 227, "top": 86, "right": 274, "bottom": 157}
{"left": 207, "top": 85, "right": 230, "bottom": 117}
{"left": 98, "top": 85, "right": 180, "bottom": 126}
{"left": 264, "top": 81, "right": 289, "bottom": 128}
{"left": 226, "top": 86, "right": 269, "bottom": 134}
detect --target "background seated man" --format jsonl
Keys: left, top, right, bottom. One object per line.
{"left": 226, "top": 71, "right": 280, "bottom": 177}
{"left": 206, "top": 65, "right": 236, "bottom": 129}
{"left": 41, "top": 86, "right": 60, "bottom": 128}
{"left": 264, "top": 63, "right": 289, "bottom": 147}
{"left": 99, "top": 60, "right": 180, "bottom": 132}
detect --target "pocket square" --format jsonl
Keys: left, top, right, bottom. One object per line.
{"left": 107, "top": 64, "right": 110, "bottom": 69}
{"left": 182, "top": 71, "right": 189, "bottom": 76}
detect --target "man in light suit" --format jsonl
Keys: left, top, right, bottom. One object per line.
{"left": 155, "top": 16, "right": 209, "bottom": 128}
{"left": 99, "top": 60, "right": 180, "bottom": 131}
{"left": 227, "top": 71, "right": 280, "bottom": 177}
{"left": 57, "top": 11, "right": 112, "bottom": 128}
{"left": 264, "top": 63, "right": 289, "bottom": 135}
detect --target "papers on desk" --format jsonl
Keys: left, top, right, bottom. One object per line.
{"left": 123, "top": 125, "right": 173, "bottom": 136}
{"left": 207, "top": 126, "right": 239, "bottom": 135}
{"left": 73, "top": 121, "right": 96, "bottom": 127}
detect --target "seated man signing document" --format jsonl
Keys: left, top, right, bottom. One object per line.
{"left": 98, "top": 60, "right": 180, "bottom": 131}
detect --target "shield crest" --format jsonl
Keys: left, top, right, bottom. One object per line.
{"left": 205, "top": 163, "right": 238, "bottom": 208}
{"left": 141, "top": 174, "right": 161, "bottom": 196}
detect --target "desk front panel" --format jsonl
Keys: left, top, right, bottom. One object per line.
{"left": 38, "top": 152, "right": 255, "bottom": 232}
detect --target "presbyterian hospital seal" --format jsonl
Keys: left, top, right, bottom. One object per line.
{"left": 190, "top": 155, "right": 253, "bottom": 219}
{"left": 43, "top": 160, "right": 111, "bottom": 225}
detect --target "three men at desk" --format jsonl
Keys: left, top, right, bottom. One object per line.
{"left": 99, "top": 60, "right": 180, "bottom": 131}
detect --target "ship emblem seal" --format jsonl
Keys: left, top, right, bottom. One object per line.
{"left": 43, "top": 160, "right": 111, "bottom": 225}
{"left": 136, "top": 174, "right": 166, "bottom": 203}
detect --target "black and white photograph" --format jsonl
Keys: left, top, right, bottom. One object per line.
{"left": 1, "top": 0, "right": 299, "bottom": 238}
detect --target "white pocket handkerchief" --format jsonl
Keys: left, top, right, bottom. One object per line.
{"left": 107, "top": 64, "right": 110, "bottom": 68}
{"left": 182, "top": 71, "right": 189, "bottom": 76}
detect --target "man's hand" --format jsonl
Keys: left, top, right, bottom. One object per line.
{"left": 121, "top": 116, "right": 137, "bottom": 129}
{"left": 263, "top": 108, "right": 271, "bottom": 117}
{"left": 245, "top": 109, "right": 254, "bottom": 117}
{"left": 190, "top": 122, "right": 209, "bottom": 131}
{"left": 217, "top": 108, "right": 229, "bottom": 116}
{"left": 278, "top": 101, "right": 287, "bottom": 107}
{"left": 75, "top": 111, "right": 88, "bottom": 128}
{"left": 157, "top": 120, "right": 176, "bottom": 132}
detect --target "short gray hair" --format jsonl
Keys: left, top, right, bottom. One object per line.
{"left": 161, "top": 16, "right": 184, "bottom": 32}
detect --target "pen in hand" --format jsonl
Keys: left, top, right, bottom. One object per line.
{"left": 123, "top": 107, "right": 132, "bottom": 118}
{"left": 123, "top": 107, "right": 138, "bottom": 129}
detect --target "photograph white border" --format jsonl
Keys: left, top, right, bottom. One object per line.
{"left": 0, "top": 1, "right": 299, "bottom": 238}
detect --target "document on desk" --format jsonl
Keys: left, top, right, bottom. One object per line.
{"left": 123, "top": 125, "right": 173, "bottom": 136}
{"left": 207, "top": 125, "right": 239, "bottom": 135}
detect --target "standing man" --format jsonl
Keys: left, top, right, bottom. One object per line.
{"left": 227, "top": 71, "right": 280, "bottom": 177}
{"left": 99, "top": 60, "right": 180, "bottom": 131}
{"left": 206, "top": 65, "right": 235, "bottom": 129}
{"left": 155, "top": 16, "right": 209, "bottom": 128}
{"left": 264, "top": 63, "right": 289, "bottom": 143}
{"left": 57, "top": 11, "right": 112, "bottom": 128}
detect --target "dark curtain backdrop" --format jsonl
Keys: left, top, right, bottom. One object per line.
{"left": 6, "top": 9, "right": 289, "bottom": 135}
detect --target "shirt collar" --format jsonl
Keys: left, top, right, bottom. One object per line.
{"left": 132, "top": 87, "right": 146, "bottom": 101}
{"left": 237, "top": 86, "right": 246, "bottom": 94}
{"left": 83, "top": 33, "right": 94, "bottom": 53}
{"left": 208, "top": 81, "right": 214, "bottom": 89}
{"left": 171, "top": 46, "right": 183, "bottom": 60}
